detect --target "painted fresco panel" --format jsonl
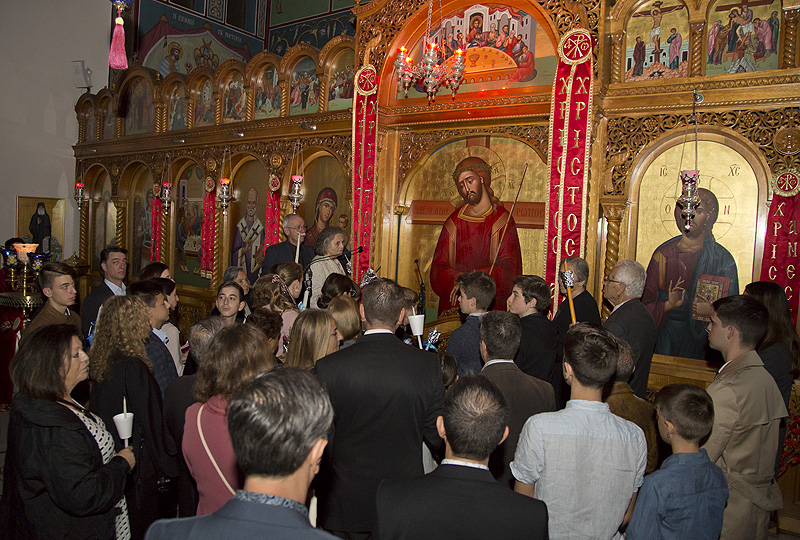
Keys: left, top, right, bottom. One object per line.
{"left": 396, "top": 4, "right": 557, "bottom": 100}
{"left": 268, "top": 12, "right": 355, "bottom": 56}
{"left": 123, "top": 79, "right": 155, "bottom": 135}
{"left": 102, "top": 101, "right": 115, "bottom": 140}
{"left": 131, "top": 175, "right": 155, "bottom": 276}
{"left": 327, "top": 49, "right": 355, "bottom": 111}
{"left": 174, "top": 164, "right": 211, "bottom": 288}
{"left": 194, "top": 79, "right": 216, "bottom": 127}
{"left": 706, "top": 0, "right": 780, "bottom": 74}
{"left": 624, "top": 0, "right": 689, "bottom": 81}
{"left": 168, "top": 86, "right": 187, "bottom": 130}
{"left": 289, "top": 57, "right": 320, "bottom": 116}
{"left": 254, "top": 65, "right": 281, "bottom": 119}
{"left": 85, "top": 107, "right": 96, "bottom": 142}
{"left": 222, "top": 72, "right": 247, "bottom": 123}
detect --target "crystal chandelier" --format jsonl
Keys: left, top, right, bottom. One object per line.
{"left": 676, "top": 89, "right": 704, "bottom": 232}
{"left": 394, "top": 0, "right": 466, "bottom": 102}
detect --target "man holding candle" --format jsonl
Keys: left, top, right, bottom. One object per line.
{"left": 261, "top": 214, "right": 315, "bottom": 277}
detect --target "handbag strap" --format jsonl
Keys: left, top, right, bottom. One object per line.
{"left": 197, "top": 403, "right": 235, "bottom": 496}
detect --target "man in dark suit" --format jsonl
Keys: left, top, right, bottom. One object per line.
{"left": 376, "top": 376, "right": 549, "bottom": 540}
{"left": 129, "top": 279, "right": 178, "bottom": 396}
{"left": 603, "top": 260, "right": 657, "bottom": 399}
{"left": 315, "top": 278, "right": 444, "bottom": 539}
{"left": 479, "top": 311, "right": 555, "bottom": 488}
{"left": 81, "top": 246, "right": 128, "bottom": 339}
{"left": 145, "top": 368, "right": 337, "bottom": 540}
{"left": 507, "top": 275, "right": 559, "bottom": 386}
{"left": 260, "top": 213, "right": 315, "bottom": 276}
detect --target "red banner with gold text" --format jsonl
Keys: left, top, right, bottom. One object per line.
{"left": 352, "top": 65, "right": 378, "bottom": 285}
{"left": 263, "top": 174, "right": 282, "bottom": 251}
{"left": 760, "top": 169, "right": 800, "bottom": 323}
{"left": 544, "top": 29, "right": 594, "bottom": 312}
{"left": 150, "top": 183, "right": 162, "bottom": 262}
{"left": 200, "top": 176, "right": 216, "bottom": 276}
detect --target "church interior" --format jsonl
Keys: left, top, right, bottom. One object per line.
{"left": 3, "top": 0, "right": 800, "bottom": 533}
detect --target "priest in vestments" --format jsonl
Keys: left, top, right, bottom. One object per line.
{"left": 431, "top": 156, "right": 522, "bottom": 314}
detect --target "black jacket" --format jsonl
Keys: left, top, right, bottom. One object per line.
{"left": 0, "top": 392, "right": 130, "bottom": 540}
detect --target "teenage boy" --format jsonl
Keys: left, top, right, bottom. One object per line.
{"left": 129, "top": 279, "right": 177, "bottom": 395}
{"left": 446, "top": 271, "right": 495, "bottom": 377}
{"left": 22, "top": 262, "right": 81, "bottom": 340}
{"left": 512, "top": 323, "right": 646, "bottom": 540}
{"left": 507, "top": 275, "right": 558, "bottom": 386}
{"left": 627, "top": 383, "right": 728, "bottom": 540}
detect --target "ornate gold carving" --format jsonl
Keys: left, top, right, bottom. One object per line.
{"left": 398, "top": 125, "right": 549, "bottom": 188}
{"left": 689, "top": 22, "right": 705, "bottom": 77}
{"left": 357, "top": 0, "right": 599, "bottom": 75}
{"left": 177, "top": 303, "right": 208, "bottom": 338}
{"left": 775, "top": 127, "right": 800, "bottom": 155}
{"left": 79, "top": 202, "right": 89, "bottom": 263}
{"left": 610, "top": 32, "right": 624, "bottom": 84}
{"left": 783, "top": 9, "right": 800, "bottom": 69}
{"left": 608, "top": 73, "right": 800, "bottom": 97}
{"left": 605, "top": 108, "right": 800, "bottom": 195}
{"left": 388, "top": 94, "right": 550, "bottom": 115}
{"left": 600, "top": 201, "right": 626, "bottom": 318}
{"left": 206, "top": 157, "right": 217, "bottom": 172}
{"left": 112, "top": 199, "right": 127, "bottom": 254}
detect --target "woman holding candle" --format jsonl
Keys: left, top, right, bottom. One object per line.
{"left": 1, "top": 324, "right": 134, "bottom": 540}
{"left": 89, "top": 296, "right": 178, "bottom": 540}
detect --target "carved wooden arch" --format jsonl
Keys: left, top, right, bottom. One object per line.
{"left": 82, "top": 162, "right": 111, "bottom": 198}
{"left": 94, "top": 89, "right": 115, "bottom": 139}
{"left": 116, "top": 160, "right": 156, "bottom": 201}
{"left": 278, "top": 43, "right": 321, "bottom": 78}
{"left": 158, "top": 73, "right": 188, "bottom": 132}
{"left": 397, "top": 128, "right": 550, "bottom": 203}
{"left": 374, "top": 0, "right": 562, "bottom": 108}
{"left": 227, "top": 150, "right": 269, "bottom": 184}
{"left": 319, "top": 35, "right": 356, "bottom": 68}
{"left": 244, "top": 51, "right": 282, "bottom": 121}
{"left": 281, "top": 145, "right": 350, "bottom": 186}
{"left": 185, "top": 66, "right": 216, "bottom": 129}
{"left": 75, "top": 93, "right": 97, "bottom": 144}
{"left": 214, "top": 59, "right": 248, "bottom": 125}
{"left": 621, "top": 125, "right": 770, "bottom": 273}
{"left": 609, "top": 0, "right": 699, "bottom": 34}
{"left": 115, "top": 67, "right": 158, "bottom": 113}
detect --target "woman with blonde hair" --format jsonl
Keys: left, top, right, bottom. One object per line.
{"left": 327, "top": 295, "right": 362, "bottom": 348}
{"left": 250, "top": 273, "right": 300, "bottom": 354}
{"left": 182, "top": 324, "right": 276, "bottom": 515}
{"left": 285, "top": 308, "right": 342, "bottom": 369}
{"left": 89, "top": 295, "right": 178, "bottom": 540}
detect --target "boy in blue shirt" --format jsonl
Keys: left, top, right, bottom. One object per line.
{"left": 627, "top": 383, "right": 728, "bottom": 540}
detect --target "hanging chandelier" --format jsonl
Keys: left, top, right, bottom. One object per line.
{"left": 394, "top": 0, "right": 466, "bottom": 102}
{"left": 676, "top": 89, "right": 704, "bottom": 232}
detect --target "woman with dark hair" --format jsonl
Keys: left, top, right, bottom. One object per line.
{"left": 1, "top": 324, "right": 134, "bottom": 540}
{"left": 182, "top": 324, "right": 276, "bottom": 515}
{"left": 140, "top": 262, "right": 171, "bottom": 281}
{"left": 153, "top": 277, "right": 183, "bottom": 375}
{"left": 317, "top": 272, "right": 361, "bottom": 309}
{"left": 89, "top": 296, "right": 178, "bottom": 540}
{"left": 285, "top": 308, "right": 341, "bottom": 369}
{"left": 250, "top": 274, "right": 300, "bottom": 356}
{"left": 309, "top": 226, "right": 346, "bottom": 308}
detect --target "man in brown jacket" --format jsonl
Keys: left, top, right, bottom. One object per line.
{"left": 21, "top": 262, "right": 82, "bottom": 341}
{"left": 703, "top": 295, "right": 787, "bottom": 540}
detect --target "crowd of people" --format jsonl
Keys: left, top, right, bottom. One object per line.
{"left": 0, "top": 221, "right": 797, "bottom": 540}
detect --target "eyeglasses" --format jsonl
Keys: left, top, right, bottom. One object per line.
{"left": 603, "top": 275, "right": 623, "bottom": 284}
{"left": 288, "top": 225, "right": 307, "bottom": 230}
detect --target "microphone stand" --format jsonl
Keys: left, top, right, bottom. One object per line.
{"left": 301, "top": 247, "right": 364, "bottom": 309}
{"left": 414, "top": 258, "right": 426, "bottom": 316}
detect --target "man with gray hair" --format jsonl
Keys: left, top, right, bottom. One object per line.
{"left": 315, "top": 278, "right": 444, "bottom": 538}
{"left": 603, "top": 260, "right": 657, "bottom": 398}
{"left": 261, "top": 213, "right": 315, "bottom": 276}
{"left": 146, "top": 367, "right": 337, "bottom": 539}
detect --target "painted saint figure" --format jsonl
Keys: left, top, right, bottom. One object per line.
{"left": 431, "top": 156, "right": 523, "bottom": 314}
{"left": 29, "top": 202, "right": 51, "bottom": 253}
{"left": 641, "top": 188, "right": 738, "bottom": 360}
{"left": 231, "top": 187, "right": 265, "bottom": 286}
{"left": 667, "top": 28, "right": 682, "bottom": 69}
{"left": 632, "top": 36, "right": 646, "bottom": 76}
{"left": 304, "top": 188, "right": 338, "bottom": 248}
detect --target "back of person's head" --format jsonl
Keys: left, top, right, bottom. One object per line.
{"left": 442, "top": 375, "right": 509, "bottom": 461}
{"left": 439, "top": 350, "right": 458, "bottom": 389}
{"left": 246, "top": 308, "right": 283, "bottom": 342}
{"left": 223, "top": 265, "right": 245, "bottom": 284}
{"left": 100, "top": 246, "right": 127, "bottom": 265}
{"left": 560, "top": 256, "right": 589, "bottom": 283}
{"left": 401, "top": 287, "right": 419, "bottom": 313}
{"left": 316, "top": 226, "right": 345, "bottom": 256}
{"left": 227, "top": 366, "right": 333, "bottom": 478}
{"left": 614, "top": 260, "right": 646, "bottom": 299}
{"left": 251, "top": 274, "right": 295, "bottom": 312}
{"left": 90, "top": 296, "right": 152, "bottom": 381}
{"left": 128, "top": 279, "right": 163, "bottom": 308}
{"left": 285, "top": 308, "right": 336, "bottom": 369}
{"left": 564, "top": 323, "right": 620, "bottom": 389}
{"left": 38, "top": 261, "right": 76, "bottom": 291}
{"left": 744, "top": 281, "right": 799, "bottom": 354}
{"left": 140, "top": 262, "right": 170, "bottom": 281}
{"left": 456, "top": 271, "right": 496, "bottom": 310}
{"left": 712, "top": 294, "right": 768, "bottom": 349}
{"left": 317, "top": 273, "right": 360, "bottom": 309}
{"left": 654, "top": 383, "right": 715, "bottom": 443}
{"left": 13, "top": 324, "right": 81, "bottom": 401}
{"left": 361, "top": 278, "right": 405, "bottom": 327}
{"left": 613, "top": 338, "right": 635, "bottom": 382}
{"left": 152, "top": 277, "right": 176, "bottom": 298}
{"left": 271, "top": 261, "right": 303, "bottom": 287}
{"left": 327, "top": 296, "right": 361, "bottom": 341}
{"left": 195, "top": 323, "right": 276, "bottom": 402}
{"left": 480, "top": 311, "right": 521, "bottom": 360}
{"left": 512, "top": 275, "right": 551, "bottom": 313}
{"left": 4, "top": 237, "right": 23, "bottom": 251}
{"left": 189, "top": 317, "right": 227, "bottom": 362}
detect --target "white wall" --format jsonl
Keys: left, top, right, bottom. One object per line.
{"left": 0, "top": 1, "right": 111, "bottom": 257}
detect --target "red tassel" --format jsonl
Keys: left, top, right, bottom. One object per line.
{"left": 109, "top": 8, "right": 128, "bottom": 70}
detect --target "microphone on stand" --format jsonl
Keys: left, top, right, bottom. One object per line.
{"left": 415, "top": 259, "right": 426, "bottom": 316}
{"left": 303, "top": 246, "right": 365, "bottom": 309}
